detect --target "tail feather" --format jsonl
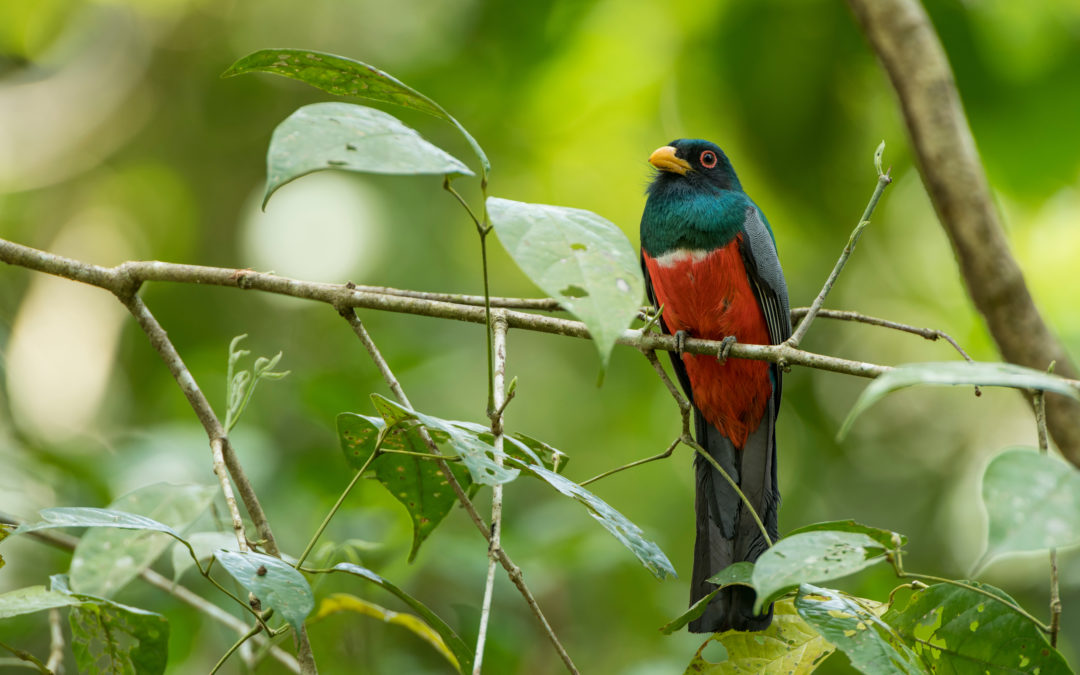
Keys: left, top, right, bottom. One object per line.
{"left": 688, "top": 400, "right": 779, "bottom": 633}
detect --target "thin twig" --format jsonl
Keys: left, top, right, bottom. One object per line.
{"left": 787, "top": 144, "right": 892, "bottom": 347}
{"left": 475, "top": 311, "right": 510, "bottom": 674}
{"left": 790, "top": 307, "right": 974, "bottom": 362}
{"left": 211, "top": 437, "right": 248, "bottom": 552}
{"left": 580, "top": 438, "right": 679, "bottom": 487}
{"left": 0, "top": 513, "right": 301, "bottom": 674}
{"left": 1034, "top": 387, "right": 1061, "bottom": 647}
{"left": 113, "top": 295, "right": 316, "bottom": 673}
{"left": 340, "top": 308, "right": 579, "bottom": 674}
{"left": 0, "top": 641, "right": 49, "bottom": 673}
{"left": 46, "top": 608, "right": 64, "bottom": 674}
{"left": 637, "top": 350, "right": 773, "bottom": 546}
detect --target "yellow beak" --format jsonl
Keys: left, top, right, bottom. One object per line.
{"left": 649, "top": 145, "right": 691, "bottom": 175}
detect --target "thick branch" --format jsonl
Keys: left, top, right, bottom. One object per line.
{"left": 846, "top": 0, "right": 1080, "bottom": 464}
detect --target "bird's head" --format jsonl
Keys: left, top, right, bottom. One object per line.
{"left": 647, "top": 139, "right": 741, "bottom": 193}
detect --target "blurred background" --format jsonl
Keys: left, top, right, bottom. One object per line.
{"left": 1, "top": 0, "right": 1078, "bottom": 672}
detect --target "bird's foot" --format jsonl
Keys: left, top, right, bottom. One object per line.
{"left": 674, "top": 330, "right": 689, "bottom": 354}
{"left": 716, "top": 335, "right": 736, "bottom": 365}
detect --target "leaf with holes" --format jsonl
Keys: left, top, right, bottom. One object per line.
{"left": 332, "top": 563, "right": 472, "bottom": 672}
{"left": 49, "top": 574, "right": 168, "bottom": 675}
{"left": 338, "top": 412, "right": 474, "bottom": 561}
{"left": 752, "top": 532, "right": 888, "bottom": 613}
{"left": 796, "top": 584, "right": 924, "bottom": 675}
{"left": 224, "top": 49, "right": 488, "bottom": 172}
{"left": 264, "top": 102, "right": 472, "bottom": 206}
{"left": 883, "top": 581, "right": 1068, "bottom": 674}
{"left": 487, "top": 197, "right": 645, "bottom": 370}
{"left": 70, "top": 483, "right": 216, "bottom": 598}
{"left": 982, "top": 447, "right": 1080, "bottom": 562}
{"left": 682, "top": 598, "right": 834, "bottom": 674}
{"left": 840, "top": 362, "right": 1079, "bottom": 438}
{"left": 509, "top": 457, "right": 675, "bottom": 580}
{"left": 370, "top": 395, "right": 518, "bottom": 485}
{"left": 786, "top": 520, "right": 907, "bottom": 550}
{"left": 215, "top": 550, "right": 314, "bottom": 633}
{"left": 316, "top": 593, "right": 461, "bottom": 672}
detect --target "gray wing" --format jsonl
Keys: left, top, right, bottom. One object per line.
{"left": 738, "top": 205, "right": 791, "bottom": 347}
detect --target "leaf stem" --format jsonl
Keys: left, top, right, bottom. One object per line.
{"left": 1034, "top": 384, "right": 1062, "bottom": 646}
{"left": 295, "top": 430, "right": 387, "bottom": 570}
{"left": 211, "top": 623, "right": 264, "bottom": 675}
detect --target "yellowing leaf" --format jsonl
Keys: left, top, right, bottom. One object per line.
{"left": 316, "top": 593, "right": 459, "bottom": 670}
{"left": 683, "top": 598, "right": 834, "bottom": 674}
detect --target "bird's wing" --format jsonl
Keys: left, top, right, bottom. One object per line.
{"left": 738, "top": 205, "right": 791, "bottom": 405}
{"left": 738, "top": 205, "right": 791, "bottom": 348}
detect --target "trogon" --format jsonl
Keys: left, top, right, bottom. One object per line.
{"left": 639, "top": 139, "right": 790, "bottom": 632}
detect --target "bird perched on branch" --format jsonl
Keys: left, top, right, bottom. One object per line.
{"left": 640, "top": 139, "right": 790, "bottom": 632}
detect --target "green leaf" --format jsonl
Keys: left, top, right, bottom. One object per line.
{"left": 370, "top": 395, "right": 519, "bottom": 485}
{"left": 982, "top": 447, "right": 1080, "bottom": 561}
{"left": 840, "top": 362, "right": 1080, "bottom": 438}
{"left": 487, "top": 197, "right": 645, "bottom": 370}
{"left": 796, "top": 584, "right": 925, "bottom": 675}
{"left": 450, "top": 420, "right": 570, "bottom": 473}
{"left": 682, "top": 598, "right": 835, "bottom": 674}
{"left": 337, "top": 412, "right": 474, "bottom": 562}
{"left": 662, "top": 563, "right": 755, "bottom": 635}
{"left": 215, "top": 550, "right": 314, "bottom": 633}
{"left": 70, "top": 600, "right": 169, "bottom": 675}
{"left": 171, "top": 531, "right": 239, "bottom": 582}
{"left": 883, "top": 581, "right": 1069, "bottom": 674}
{"left": 223, "top": 49, "right": 488, "bottom": 173}
{"left": 316, "top": 593, "right": 461, "bottom": 672}
{"left": 752, "top": 532, "right": 887, "bottom": 614}
{"left": 263, "top": 102, "right": 473, "bottom": 206}
{"left": 0, "top": 585, "right": 81, "bottom": 619}
{"left": 786, "top": 520, "right": 907, "bottom": 550}
{"left": 508, "top": 458, "right": 675, "bottom": 580}
{"left": 50, "top": 575, "right": 169, "bottom": 675}
{"left": 14, "top": 507, "right": 186, "bottom": 540}
{"left": 331, "top": 562, "right": 472, "bottom": 673}
{"left": 70, "top": 483, "right": 216, "bottom": 598}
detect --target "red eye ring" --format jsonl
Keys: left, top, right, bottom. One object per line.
{"left": 700, "top": 151, "right": 718, "bottom": 169}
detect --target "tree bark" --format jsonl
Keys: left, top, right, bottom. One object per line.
{"left": 847, "top": 0, "right": 1080, "bottom": 466}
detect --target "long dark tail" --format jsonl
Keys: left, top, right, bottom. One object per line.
{"left": 688, "top": 400, "right": 779, "bottom": 633}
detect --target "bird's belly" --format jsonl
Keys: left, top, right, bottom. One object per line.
{"left": 644, "top": 238, "right": 773, "bottom": 448}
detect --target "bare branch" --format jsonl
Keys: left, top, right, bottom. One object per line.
{"left": 846, "top": 0, "right": 1080, "bottom": 463}
{"left": 340, "top": 308, "right": 579, "bottom": 674}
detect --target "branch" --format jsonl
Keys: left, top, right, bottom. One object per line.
{"left": 1034, "top": 387, "right": 1061, "bottom": 647}
{"left": 846, "top": 0, "right": 1080, "bottom": 464}
{"left": 340, "top": 309, "right": 579, "bottom": 674}
{"left": 46, "top": 608, "right": 63, "bottom": 674}
{"left": 474, "top": 311, "right": 509, "bottom": 674}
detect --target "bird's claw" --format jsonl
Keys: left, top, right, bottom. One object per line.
{"left": 674, "top": 330, "right": 689, "bottom": 354}
{"left": 717, "top": 335, "right": 736, "bottom": 365}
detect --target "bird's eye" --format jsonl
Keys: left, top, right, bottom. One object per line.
{"left": 700, "top": 151, "right": 718, "bottom": 169}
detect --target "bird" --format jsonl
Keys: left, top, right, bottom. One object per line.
{"left": 639, "top": 139, "right": 790, "bottom": 632}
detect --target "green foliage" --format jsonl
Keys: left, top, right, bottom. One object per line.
{"left": 662, "top": 563, "right": 754, "bottom": 634}
{"left": 751, "top": 531, "right": 889, "bottom": 613}
{"left": 331, "top": 562, "right": 473, "bottom": 673}
{"left": 785, "top": 520, "right": 907, "bottom": 550}
{"left": 883, "top": 582, "right": 1070, "bottom": 674}
{"left": 264, "top": 102, "right": 474, "bottom": 207}
{"left": 224, "top": 335, "right": 290, "bottom": 433}
{"left": 54, "top": 575, "right": 169, "bottom": 675}
{"left": 315, "top": 593, "right": 462, "bottom": 671}
{"left": 981, "top": 447, "right": 1080, "bottom": 562}
{"left": 795, "top": 584, "right": 924, "bottom": 675}
{"left": 487, "top": 197, "right": 646, "bottom": 369}
{"left": 683, "top": 599, "right": 834, "bottom": 674}
{"left": 338, "top": 412, "right": 475, "bottom": 561}
{"left": 70, "top": 483, "right": 216, "bottom": 598}
{"left": 171, "top": 531, "right": 238, "bottom": 582}
{"left": 841, "top": 362, "right": 1080, "bottom": 437}
{"left": 223, "top": 48, "right": 489, "bottom": 173}
{"left": 215, "top": 550, "right": 314, "bottom": 633}
{"left": 0, "top": 585, "right": 82, "bottom": 619}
